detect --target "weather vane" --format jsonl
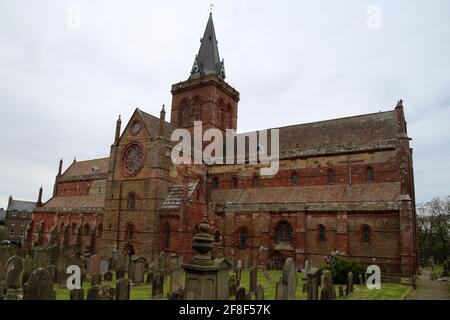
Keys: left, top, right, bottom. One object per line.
{"left": 209, "top": 2, "right": 215, "bottom": 14}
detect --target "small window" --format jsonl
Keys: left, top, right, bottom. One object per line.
{"left": 11, "top": 221, "right": 15, "bottom": 226}
{"left": 362, "top": 225, "right": 371, "bottom": 243}
{"left": 214, "top": 230, "right": 221, "bottom": 242}
{"left": 127, "top": 193, "right": 136, "bottom": 210}
{"left": 318, "top": 225, "right": 326, "bottom": 242}
{"left": 232, "top": 177, "right": 239, "bottom": 188}
{"left": 238, "top": 227, "right": 249, "bottom": 249}
{"left": 212, "top": 177, "right": 220, "bottom": 189}
{"left": 275, "top": 221, "right": 293, "bottom": 243}
{"left": 97, "top": 224, "right": 103, "bottom": 237}
{"left": 327, "top": 169, "right": 335, "bottom": 185}
{"left": 20, "top": 221, "right": 25, "bottom": 227}
{"left": 252, "top": 175, "right": 260, "bottom": 188}
{"left": 367, "top": 167, "right": 374, "bottom": 183}
{"left": 290, "top": 171, "right": 299, "bottom": 187}
{"left": 84, "top": 224, "right": 90, "bottom": 236}
{"left": 12, "top": 211, "right": 17, "bottom": 217}
{"left": 22, "top": 212, "right": 26, "bottom": 218}
{"left": 19, "top": 230, "right": 24, "bottom": 237}
{"left": 9, "top": 230, "right": 14, "bottom": 238}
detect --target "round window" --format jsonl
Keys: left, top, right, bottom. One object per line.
{"left": 123, "top": 144, "right": 144, "bottom": 175}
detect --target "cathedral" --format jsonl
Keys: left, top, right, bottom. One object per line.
{"left": 29, "top": 14, "right": 418, "bottom": 275}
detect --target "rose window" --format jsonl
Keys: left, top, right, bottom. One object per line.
{"left": 124, "top": 144, "right": 144, "bottom": 175}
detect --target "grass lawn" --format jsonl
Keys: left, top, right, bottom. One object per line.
{"left": 55, "top": 269, "right": 411, "bottom": 300}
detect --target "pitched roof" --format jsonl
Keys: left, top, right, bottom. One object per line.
{"left": 229, "top": 110, "right": 399, "bottom": 160}
{"left": 160, "top": 181, "right": 199, "bottom": 210}
{"left": 62, "top": 158, "right": 109, "bottom": 178}
{"left": 210, "top": 182, "right": 401, "bottom": 212}
{"left": 137, "top": 109, "right": 176, "bottom": 140}
{"left": 40, "top": 194, "right": 105, "bottom": 211}
{"left": 189, "top": 13, "right": 225, "bottom": 80}
{"left": 7, "top": 198, "right": 36, "bottom": 212}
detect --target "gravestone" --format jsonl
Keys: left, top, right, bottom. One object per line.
{"left": 281, "top": 257, "right": 297, "bottom": 300}
{"left": 152, "top": 273, "right": 164, "bottom": 299}
{"left": 103, "top": 271, "right": 113, "bottom": 282}
{"left": 249, "top": 266, "right": 258, "bottom": 292}
{"left": 57, "top": 256, "right": 68, "bottom": 287}
{"left": 87, "top": 284, "right": 115, "bottom": 300}
{"left": 170, "top": 266, "right": 182, "bottom": 292}
{"left": 229, "top": 276, "right": 237, "bottom": 296}
{"left": 0, "top": 262, "right": 6, "bottom": 282}
{"left": 116, "top": 267, "right": 125, "bottom": 280}
{"left": 346, "top": 272, "right": 354, "bottom": 295}
{"left": 116, "top": 254, "right": 126, "bottom": 270}
{"left": 255, "top": 284, "right": 265, "bottom": 300}
{"left": 338, "top": 285, "right": 344, "bottom": 298}
{"left": 236, "top": 287, "right": 247, "bottom": 300}
{"left": 91, "top": 274, "right": 102, "bottom": 286}
{"left": 320, "top": 270, "right": 336, "bottom": 300}
{"left": 132, "top": 256, "right": 146, "bottom": 285}
{"left": 263, "top": 270, "right": 271, "bottom": 282}
{"left": 169, "top": 254, "right": 181, "bottom": 271}
{"left": 100, "top": 260, "right": 109, "bottom": 276}
{"left": 244, "top": 256, "right": 251, "bottom": 270}
{"left": 275, "top": 278, "right": 283, "bottom": 300}
{"left": 158, "top": 251, "right": 167, "bottom": 272}
{"left": 37, "top": 248, "right": 48, "bottom": 268}
{"left": 115, "top": 278, "right": 130, "bottom": 300}
{"left": 302, "top": 266, "right": 319, "bottom": 300}
{"left": 6, "top": 255, "right": 23, "bottom": 289}
{"left": 23, "top": 268, "right": 56, "bottom": 300}
{"left": 89, "top": 254, "right": 102, "bottom": 276}
{"left": 359, "top": 273, "right": 364, "bottom": 286}
{"left": 70, "top": 289, "right": 84, "bottom": 300}
{"left": 23, "top": 255, "right": 35, "bottom": 275}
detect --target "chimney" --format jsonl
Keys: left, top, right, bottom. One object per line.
{"left": 58, "top": 159, "right": 63, "bottom": 176}
{"left": 37, "top": 186, "right": 43, "bottom": 207}
{"left": 115, "top": 115, "right": 122, "bottom": 144}
{"left": 159, "top": 105, "right": 166, "bottom": 137}
{"left": 395, "top": 99, "right": 408, "bottom": 138}
{"left": 8, "top": 195, "right": 12, "bottom": 208}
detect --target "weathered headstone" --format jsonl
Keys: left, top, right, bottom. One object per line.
{"left": 89, "top": 254, "right": 102, "bottom": 276}
{"left": 255, "top": 284, "right": 265, "bottom": 300}
{"left": 236, "top": 287, "right": 247, "bottom": 300}
{"left": 132, "top": 256, "right": 146, "bottom": 285}
{"left": 23, "top": 268, "right": 56, "bottom": 300}
{"left": 5, "top": 255, "right": 23, "bottom": 289}
{"left": 146, "top": 271, "right": 155, "bottom": 284}
{"left": 152, "top": 272, "right": 164, "bottom": 299}
{"left": 320, "top": 270, "right": 336, "bottom": 300}
{"left": 115, "top": 278, "right": 130, "bottom": 300}
{"left": 281, "top": 257, "right": 297, "bottom": 300}
{"left": 100, "top": 260, "right": 109, "bottom": 276}
{"left": 87, "top": 284, "right": 115, "bottom": 300}
{"left": 70, "top": 289, "right": 84, "bottom": 300}
{"left": 158, "top": 251, "right": 166, "bottom": 272}
{"left": 249, "top": 266, "right": 258, "bottom": 292}
{"left": 346, "top": 272, "right": 354, "bottom": 296}
{"left": 359, "top": 273, "right": 364, "bottom": 286}
{"left": 275, "top": 278, "right": 283, "bottom": 300}
{"left": 263, "top": 270, "right": 271, "bottom": 282}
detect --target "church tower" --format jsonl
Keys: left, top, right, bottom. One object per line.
{"left": 170, "top": 13, "right": 240, "bottom": 134}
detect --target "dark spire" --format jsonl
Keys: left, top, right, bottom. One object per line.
{"left": 190, "top": 13, "right": 226, "bottom": 80}
{"left": 115, "top": 115, "right": 122, "bottom": 144}
{"left": 58, "top": 158, "right": 63, "bottom": 176}
{"left": 37, "top": 186, "right": 43, "bottom": 207}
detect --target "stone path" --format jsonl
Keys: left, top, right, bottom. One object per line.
{"left": 406, "top": 271, "right": 450, "bottom": 300}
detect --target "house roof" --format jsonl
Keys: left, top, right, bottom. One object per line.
{"left": 7, "top": 198, "right": 36, "bottom": 212}
{"left": 160, "top": 181, "right": 199, "bottom": 210}
{"left": 39, "top": 194, "right": 105, "bottom": 211}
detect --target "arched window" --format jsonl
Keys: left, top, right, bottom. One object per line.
{"left": 163, "top": 223, "right": 170, "bottom": 249}
{"left": 232, "top": 177, "right": 239, "bottom": 188}
{"left": 290, "top": 171, "right": 299, "bottom": 187}
{"left": 252, "top": 175, "right": 260, "bottom": 188}
{"left": 127, "top": 193, "right": 136, "bottom": 210}
{"left": 97, "top": 224, "right": 103, "bottom": 237}
{"left": 327, "top": 169, "right": 335, "bottom": 185}
{"left": 275, "top": 221, "right": 293, "bottom": 243}
{"left": 318, "top": 225, "right": 326, "bottom": 242}
{"left": 84, "top": 224, "right": 90, "bottom": 236}
{"left": 367, "top": 167, "right": 374, "bottom": 183}
{"left": 212, "top": 177, "right": 220, "bottom": 189}
{"left": 362, "top": 225, "right": 371, "bottom": 243}
{"left": 214, "top": 230, "right": 221, "bottom": 243}
{"left": 125, "top": 224, "right": 135, "bottom": 241}
{"left": 238, "top": 227, "right": 249, "bottom": 249}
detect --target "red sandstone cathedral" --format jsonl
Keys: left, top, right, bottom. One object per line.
{"left": 28, "top": 14, "right": 418, "bottom": 275}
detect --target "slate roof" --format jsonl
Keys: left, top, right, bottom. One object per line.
{"left": 160, "top": 181, "right": 199, "bottom": 210}
{"left": 190, "top": 13, "right": 225, "bottom": 80}
{"left": 210, "top": 182, "right": 401, "bottom": 212}
{"left": 63, "top": 158, "right": 109, "bottom": 177}
{"left": 39, "top": 194, "right": 105, "bottom": 211}
{"left": 225, "top": 110, "right": 399, "bottom": 161}
{"left": 7, "top": 198, "right": 36, "bottom": 212}
{"left": 138, "top": 109, "right": 176, "bottom": 140}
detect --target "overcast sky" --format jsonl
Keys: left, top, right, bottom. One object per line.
{"left": 0, "top": 0, "right": 449, "bottom": 208}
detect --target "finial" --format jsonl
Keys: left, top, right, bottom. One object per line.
{"left": 73, "top": 157, "right": 76, "bottom": 163}
{"left": 161, "top": 104, "right": 165, "bottom": 112}
{"left": 118, "top": 114, "right": 121, "bottom": 121}
{"left": 396, "top": 99, "right": 404, "bottom": 109}
{"left": 209, "top": 2, "right": 215, "bottom": 14}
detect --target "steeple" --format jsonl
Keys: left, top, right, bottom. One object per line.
{"left": 190, "top": 13, "right": 226, "bottom": 80}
